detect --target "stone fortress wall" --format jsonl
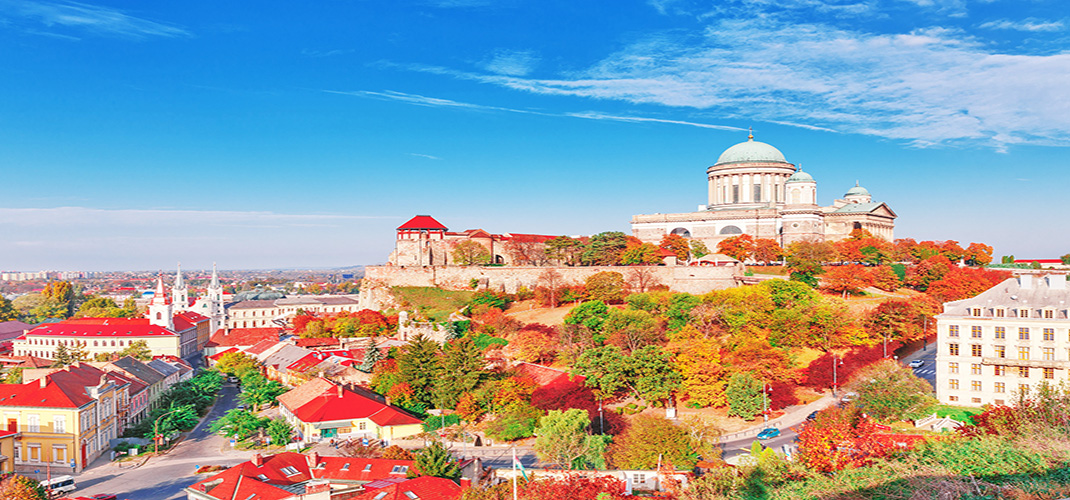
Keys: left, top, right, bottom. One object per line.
{"left": 358, "top": 264, "right": 743, "bottom": 311}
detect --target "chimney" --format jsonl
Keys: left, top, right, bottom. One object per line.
{"left": 1019, "top": 274, "right": 1033, "bottom": 289}
{"left": 39, "top": 375, "right": 48, "bottom": 389}
{"left": 338, "top": 384, "right": 344, "bottom": 398}
{"left": 308, "top": 451, "right": 319, "bottom": 468}
{"left": 1048, "top": 274, "right": 1067, "bottom": 290}
{"left": 251, "top": 453, "right": 263, "bottom": 467}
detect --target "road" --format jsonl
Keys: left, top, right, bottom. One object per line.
{"left": 909, "top": 347, "right": 937, "bottom": 386}
{"left": 720, "top": 426, "right": 800, "bottom": 461}
{"left": 72, "top": 382, "right": 255, "bottom": 500}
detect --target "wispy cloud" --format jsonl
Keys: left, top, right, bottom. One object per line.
{"left": 326, "top": 89, "right": 746, "bottom": 132}
{"left": 0, "top": 0, "right": 189, "bottom": 38}
{"left": 302, "top": 48, "right": 355, "bottom": 58}
{"left": 979, "top": 19, "right": 1064, "bottom": 32}
{"left": 419, "top": 18, "right": 1070, "bottom": 148}
{"left": 483, "top": 49, "right": 540, "bottom": 76}
{"left": 408, "top": 153, "right": 443, "bottom": 160}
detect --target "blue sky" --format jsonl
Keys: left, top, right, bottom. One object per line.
{"left": 1, "top": 0, "right": 1068, "bottom": 271}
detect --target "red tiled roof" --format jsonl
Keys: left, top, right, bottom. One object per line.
{"left": 279, "top": 379, "right": 421, "bottom": 426}
{"left": 244, "top": 339, "right": 282, "bottom": 356}
{"left": 0, "top": 363, "right": 114, "bottom": 409}
{"left": 354, "top": 476, "right": 462, "bottom": 500}
{"left": 397, "top": 215, "right": 447, "bottom": 231}
{"left": 286, "top": 353, "right": 329, "bottom": 373}
{"left": 500, "top": 233, "right": 558, "bottom": 243}
{"left": 208, "top": 348, "right": 239, "bottom": 361}
{"left": 0, "top": 355, "right": 52, "bottom": 368}
{"left": 294, "top": 337, "right": 339, "bottom": 348}
{"left": 206, "top": 327, "right": 282, "bottom": 348}
{"left": 27, "top": 318, "right": 177, "bottom": 338}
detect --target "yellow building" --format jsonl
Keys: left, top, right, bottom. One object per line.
{"left": 0, "top": 430, "right": 19, "bottom": 473}
{"left": 0, "top": 363, "right": 126, "bottom": 473}
{"left": 277, "top": 378, "right": 422, "bottom": 444}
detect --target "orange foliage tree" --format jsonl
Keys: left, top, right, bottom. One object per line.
{"left": 752, "top": 238, "right": 784, "bottom": 264}
{"left": 963, "top": 242, "right": 995, "bottom": 266}
{"left": 796, "top": 407, "right": 889, "bottom": 473}
{"left": 823, "top": 265, "right": 872, "bottom": 297}
{"left": 716, "top": 234, "right": 755, "bottom": 262}
{"left": 868, "top": 265, "right": 901, "bottom": 292}
{"left": 926, "top": 267, "right": 1011, "bottom": 301}
{"left": 659, "top": 233, "right": 691, "bottom": 261}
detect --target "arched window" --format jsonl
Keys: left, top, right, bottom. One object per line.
{"left": 111, "top": 340, "right": 116, "bottom": 347}
{"left": 853, "top": 222, "right": 863, "bottom": 230}
{"left": 670, "top": 227, "right": 692, "bottom": 238}
{"left": 94, "top": 341, "right": 99, "bottom": 347}
{"left": 719, "top": 225, "right": 743, "bottom": 235}
{"left": 156, "top": 312, "right": 162, "bottom": 320}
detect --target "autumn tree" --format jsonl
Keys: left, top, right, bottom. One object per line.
{"left": 608, "top": 415, "right": 699, "bottom": 469}
{"left": 584, "top": 272, "right": 625, "bottom": 303}
{"left": 904, "top": 255, "right": 953, "bottom": 291}
{"left": 535, "top": 268, "right": 564, "bottom": 307}
{"left": 452, "top": 240, "right": 492, "bottom": 266}
{"left": 864, "top": 299, "right": 928, "bottom": 356}
{"left": 505, "top": 239, "right": 549, "bottom": 266}
{"left": 581, "top": 232, "right": 629, "bottom": 266}
{"left": 751, "top": 238, "right": 783, "bottom": 265}
{"left": 509, "top": 324, "right": 559, "bottom": 364}
{"left": 533, "top": 409, "right": 608, "bottom": 469}
{"left": 546, "top": 236, "right": 585, "bottom": 266}
{"left": 659, "top": 233, "right": 691, "bottom": 261}
{"left": 868, "top": 265, "right": 901, "bottom": 292}
{"left": 0, "top": 474, "right": 47, "bottom": 500}
{"left": 689, "top": 239, "right": 710, "bottom": 259}
{"left": 216, "top": 351, "right": 260, "bottom": 378}
{"left": 926, "top": 266, "right": 1011, "bottom": 302}
{"left": 75, "top": 296, "right": 137, "bottom": 318}
{"left": 602, "top": 308, "right": 660, "bottom": 353}
{"left": 845, "top": 359, "right": 937, "bottom": 422}
{"left": 716, "top": 234, "right": 755, "bottom": 262}
{"left": 796, "top": 406, "right": 885, "bottom": 473}
{"left": 41, "top": 281, "right": 75, "bottom": 317}
{"left": 823, "top": 265, "right": 871, "bottom": 297}
{"left": 0, "top": 296, "right": 16, "bottom": 322}
{"left": 785, "top": 239, "right": 833, "bottom": 287}
{"left": 963, "top": 242, "right": 994, "bottom": 266}
{"left": 619, "top": 242, "right": 662, "bottom": 265}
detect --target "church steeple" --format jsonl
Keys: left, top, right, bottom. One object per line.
{"left": 148, "top": 273, "right": 174, "bottom": 330}
{"left": 172, "top": 262, "right": 189, "bottom": 311}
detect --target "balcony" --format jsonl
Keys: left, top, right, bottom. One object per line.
{"left": 981, "top": 358, "right": 1069, "bottom": 369}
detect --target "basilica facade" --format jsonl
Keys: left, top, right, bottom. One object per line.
{"left": 631, "top": 134, "right": 896, "bottom": 251}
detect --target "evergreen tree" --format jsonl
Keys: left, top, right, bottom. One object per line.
{"left": 409, "top": 441, "right": 460, "bottom": 481}
{"left": 726, "top": 372, "right": 764, "bottom": 419}
{"left": 396, "top": 334, "right": 441, "bottom": 407}
{"left": 359, "top": 336, "right": 382, "bottom": 372}
{"left": 432, "top": 337, "right": 485, "bottom": 409}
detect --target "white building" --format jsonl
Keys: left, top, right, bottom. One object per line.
{"left": 935, "top": 274, "right": 1070, "bottom": 407}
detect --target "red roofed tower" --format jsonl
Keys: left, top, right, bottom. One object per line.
{"left": 394, "top": 215, "right": 448, "bottom": 267}
{"left": 147, "top": 273, "right": 174, "bottom": 330}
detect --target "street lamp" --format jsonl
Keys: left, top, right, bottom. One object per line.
{"left": 832, "top": 355, "right": 844, "bottom": 396}
{"left": 154, "top": 407, "right": 184, "bottom": 455}
{"left": 762, "top": 384, "right": 772, "bottom": 423}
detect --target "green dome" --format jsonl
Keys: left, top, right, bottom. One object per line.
{"left": 786, "top": 170, "right": 814, "bottom": 183}
{"left": 716, "top": 137, "right": 788, "bottom": 165}
{"left": 845, "top": 184, "right": 870, "bottom": 197}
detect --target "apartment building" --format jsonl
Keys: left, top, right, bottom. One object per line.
{"left": 935, "top": 274, "right": 1070, "bottom": 407}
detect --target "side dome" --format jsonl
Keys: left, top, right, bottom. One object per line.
{"left": 786, "top": 170, "right": 814, "bottom": 183}
{"left": 845, "top": 184, "right": 870, "bottom": 197}
{"left": 716, "top": 137, "right": 788, "bottom": 165}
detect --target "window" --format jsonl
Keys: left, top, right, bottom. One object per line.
{"left": 342, "top": 463, "right": 350, "bottom": 470}
{"left": 1044, "top": 347, "right": 1055, "bottom": 361}
{"left": 949, "top": 325, "right": 960, "bottom": 338}
{"left": 949, "top": 379, "right": 959, "bottom": 390}
{"left": 280, "top": 466, "right": 300, "bottom": 476}
{"left": 390, "top": 465, "right": 409, "bottom": 474}
{"left": 1018, "top": 367, "right": 1030, "bottom": 378}
{"left": 1019, "top": 384, "right": 1030, "bottom": 394}
{"left": 971, "top": 326, "right": 982, "bottom": 338}
{"left": 1043, "top": 328, "right": 1055, "bottom": 341}
{"left": 1043, "top": 368, "right": 1055, "bottom": 379}
{"left": 948, "top": 362, "right": 959, "bottom": 374}
{"left": 404, "top": 492, "right": 420, "bottom": 500}
{"left": 971, "top": 363, "right": 982, "bottom": 375}
{"left": 995, "top": 399, "right": 1005, "bottom": 405}
{"left": 995, "top": 382, "right": 1005, "bottom": 393}
{"left": 359, "top": 422, "right": 366, "bottom": 431}
{"left": 753, "top": 184, "right": 762, "bottom": 202}
{"left": 995, "top": 365, "right": 1005, "bottom": 376}
{"left": 93, "top": 341, "right": 98, "bottom": 347}
{"left": 972, "top": 308, "right": 982, "bottom": 317}
{"left": 634, "top": 473, "right": 647, "bottom": 484}
{"left": 949, "top": 395, "right": 958, "bottom": 401}
{"left": 972, "top": 397, "right": 982, "bottom": 404}
{"left": 1020, "top": 309, "right": 1029, "bottom": 318}
{"left": 972, "top": 344, "right": 982, "bottom": 357}
{"left": 52, "top": 444, "right": 67, "bottom": 464}
{"left": 257, "top": 474, "right": 269, "bottom": 481}
{"left": 995, "top": 345, "right": 1006, "bottom": 358}
{"left": 27, "top": 414, "right": 39, "bottom": 433}
{"left": 732, "top": 185, "right": 740, "bottom": 203}
{"left": 995, "top": 327, "right": 1006, "bottom": 339}
{"left": 53, "top": 416, "right": 65, "bottom": 434}
{"left": 1019, "top": 328, "right": 1030, "bottom": 340}
{"left": 996, "top": 309, "right": 1005, "bottom": 318}
{"left": 363, "top": 464, "right": 372, "bottom": 472}
{"left": 1018, "top": 347, "right": 1030, "bottom": 360}
{"left": 971, "top": 380, "right": 981, "bottom": 391}
{"left": 949, "top": 343, "right": 959, "bottom": 355}
{"left": 1044, "top": 309, "right": 1054, "bottom": 319}
{"left": 373, "top": 493, "right": 389, "bottom": 500}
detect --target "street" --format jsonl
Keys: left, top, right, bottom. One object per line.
{"left": 909, "top": 347, "right": 937, "bottom": 387}
{"left": 72, "top": 383, "right": 254, "bottom": 500}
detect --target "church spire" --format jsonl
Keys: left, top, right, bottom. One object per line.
{"left": 151, "top": 273, "right": 170, "bottom": 306}
{"left": 174, "top": 262, "right": 185, "bottom": 289}
{"left": 210, "top": 262, "right": 220, "bottom": 289}
{"left": 748, "top": 126, "right": 754, "bottom": 141}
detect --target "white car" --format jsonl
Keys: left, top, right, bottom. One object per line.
{"left": 908, "top": 359, "right": 925, "bottom": 368}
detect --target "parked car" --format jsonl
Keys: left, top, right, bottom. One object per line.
{"left": 908, "top": 359, "right": 925, "bottom": 368}
{"left": 90, "top": 494, "right": 119, "bottom": 500}
{"left": 806, "top": 411, "right": 820, "bottom": 421}
{"left": 756, "top": 427, "right": 780, "bottom": 440}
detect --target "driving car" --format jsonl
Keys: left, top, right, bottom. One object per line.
{"left": 908, "top": 359, "right": 925, "bottom": 368}
{"left": 756, "top": 427, "right": 780, "bottom": 440}
{"left": 806, "top": 411, "right": 820, "bottom": 421}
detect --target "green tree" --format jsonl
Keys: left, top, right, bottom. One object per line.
{"left": 689, "top": 239, "right": 710, "bottom": 259}
{"left": 239, "top": 374, "right": 288, "bottom": 411}
{"left": 584, "top": 272, "right": 626, "bottom": 304}
{"left": 50, "top": 343, "right": 87, "bottom": 367}
{"left": 534, "top": 409, "right": 608, "bottom": 469}
{"left": 75, "top": 296, "right": 137, "bottom": 318}
{"left": 266, "top": 418, "right": 293, "bottom": 445}
{"left": 359, "top": 336, "right": 382, "bottom": 372}
{"left": 146, "top": 403, "right": 199, "bottom": 440}
{"left": 581, "top": 232, "right": 629, "bottom": 266}
{"left": 3, "top": 367, "right": 23, "bottom": 384}
{"left": 546, "top": 236, "right": 586, "bottom": 266}
{"left": 725, "top": 372, "right": 763, "bottom": 419}
{"left": 1062, "top": 253, "right": 1070, "bottom": 266}
{"left": 573, "top": 346, "right": 629, "bottom": 399}
{"left": 396, "top": 334, "right": 442, "bottom": 407}
{"left": 209, "top": 409, "right": 268, "bottom": 440}
{"left": 0, "top": 295, "right": 18, "bottom": 322}
{"left": 619, "top": 243, "right": 662, "bottom": 265}
{"left": 564, "top": 301, "right": 610, "bottom": 337}
{"left": 118, "top": 340, "right": 152, "bottom": 361}
{"left": 786, "top": 240, "right": 833, "bottom": 288}
{"left": 433, "top": 337, "right": 486, "bottom": 409}
{"left": 603, "top": 309, "right": 660, "bottom": 353}
{"left": 628, "top": 346, "right": 681, "bottom": 407}
{"left": 609, "top": 414, "right": 698, "bottom": 469}
{"left": 846, "top": 359, "right": 937, "bottom": 422}
{"left": 216, "top": 351, "right": 260, "bottom": 379}
{"left": 451, "top": 240, "right": 491, "bottom": 266}
{"left": 410, "top": 441, "right": 460, "bottom": 480}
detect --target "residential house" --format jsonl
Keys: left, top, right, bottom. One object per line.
{"left": 104, "top": 357, "right": 166, "bottom": 419}
{"left": 277, "top": 378, "right": 422, "bottom": 444}
{"left": 147, "top": 359, "right": 181, "bottom": 390}
{"left": 203, "top": 327, "right": 283, "bottom": 358}
{"left": 185, "top": 451, "right": 419, "bottom": 500}
{"left": 0, "top": 321, "right": 31, "bottom": 355}
{"left": 352, "top": 476, "right": 462, "bottom": 500}
{"left": 0, "top": 430, "right": 18, "bottom": 473}
{"left": 261, "top": 345, "right": 315, "bottom": 384}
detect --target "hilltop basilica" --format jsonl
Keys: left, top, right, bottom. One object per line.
{"left": 631, "top": 133, "right": 897, "bottom": 248}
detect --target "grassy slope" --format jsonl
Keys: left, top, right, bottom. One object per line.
{"left": 390, "top": 286, "right": 475, "bottom": 322}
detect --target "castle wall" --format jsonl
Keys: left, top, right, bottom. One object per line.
{"left": 359, "top": 264, "right": 742, "bottom": 310}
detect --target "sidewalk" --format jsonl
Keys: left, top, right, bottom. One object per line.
{"left": 718, "top": 394, "right": 836, "bottom": 443}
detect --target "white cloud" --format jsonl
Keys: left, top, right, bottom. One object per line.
{"left": 409, "top": 153, "right": 443, "bottom": 160}
{"left": 0, "top": 0, "right": 189, "bottom": 38}
{"left": 440, "top": 18, "right": 1070, "bottom": 148}
{"left": 979, "top": 19, "right": 1065, "bottom": 32}
{"left": 483, "top": 49, "right": 540, "bottom": 76}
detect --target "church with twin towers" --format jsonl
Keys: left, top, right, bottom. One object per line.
{"left": 631, "top": 132, "right": 897, "bottom": 250}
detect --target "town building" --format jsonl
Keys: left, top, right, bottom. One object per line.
{"left": 0, "top": 430, "right": 17, "bottom": 473}
{"left": 631, "top": 133, "right": 897, "bottom": 250}
{"left": 0, "top": 321, "right": 31, "bottom": 354}
{"left": 935, "top": 274, "right": 1070, "bottom": 407}
{"left": 388, "top": 215, "right": 557, "bottom": 267}
{"left": 185, "top": 452, "right": 426, "bottom": 500}
{"left": 277, "top": 378, "right": 422, "bottom": 444}
{"left": 102, "top": 356, "right": 169, "bottom": 420}
{"left": 225, "top": 295, "right": 361, "bottom": 330}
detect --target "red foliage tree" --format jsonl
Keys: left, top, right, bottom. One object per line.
{"left": 904, "top": 255, "right": 953, "bottom": 291}
{"left": 823, "top": 265, "right": 872, "bottom": 297}
{"left": 926, "top": 267, "right": 1011, "bottom": 302}
{"left": 797, "top": 407, "right": 890, "bottom": 472}
{"left": 767, "top": 379, "right": 800, "bottom": 411}
{"left": 868, "top": 265, "right": 901, "bottom": 292}
{"left": 803, "top": 342, "right": 900, "bottom": 390}
{"left": 529, "top": 376, "right": 625, "bottom": 435}
{"left": 659, "top": 233, "right": 691, "bottom": 261}
{"left": 752, "top": 238, "right": 784, "bottom": 264}
{"left": 716, "top": 234, "right": 755, "bottom": 262}
{"left": 520, "top": 475, "right": 630, "bottom": 500}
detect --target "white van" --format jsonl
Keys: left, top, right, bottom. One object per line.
{"left": 40, "top": 475, "right": 76, "bottom": 495}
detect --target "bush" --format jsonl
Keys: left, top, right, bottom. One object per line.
{"left": 422, "top": 414, "right": 461, "bottom": 432}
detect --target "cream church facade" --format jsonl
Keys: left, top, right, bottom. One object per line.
{"left": 632, "top": 134, "right": 897, "bottom": 250}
